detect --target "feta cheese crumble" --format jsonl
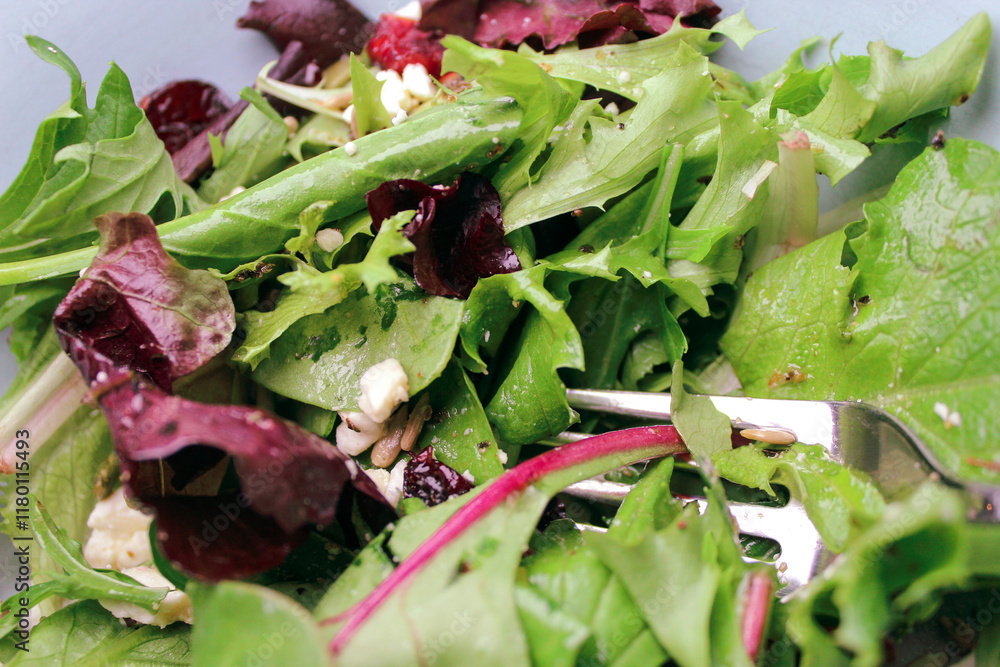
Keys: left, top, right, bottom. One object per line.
{"left": 336, "top": 411, "right": 387, "bottom": 456}
{"left": 83, "top": 487, "right": 153, "bottom": 571}
{"left": 316, "top": 228, "right": 344, "bottom": 253}
{"left": 99, "top": 566, "right": 193, "bottom": 628}
{"left": 358, "top": 359, "right": 410, "bottom": 423}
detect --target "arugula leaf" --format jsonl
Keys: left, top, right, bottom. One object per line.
{"left": 189, "top": 582, "right": 326, "bottom": 667}
{"left": 197, "top": 89, "right": 288, "bottom": 204}
{"left": 722, "top": 139, "right": 1000, "bottom": 482}
{"left": 3, "top": 601, "right": 191, "bottom": 666}
{"left": 252, "top": 279, "right": 464, "bottom": 411}
{"left": 713, "top": 444, "right": 885, "bottom": 552}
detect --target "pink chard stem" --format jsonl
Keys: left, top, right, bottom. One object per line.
{"left": 741, "top": 569, "right": 776, "bottom": 662}
{"left": 327, "top": 425, "right": 687, "bottom": 654}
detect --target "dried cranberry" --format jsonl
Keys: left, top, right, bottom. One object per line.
{"left": 366, "top": 14, "right": 445, "bottom": 78}
{"left": 140, "top": 81, "right": 232, "bottom": 155}
{"left": 403, "top": 446, "right": 474, "bottom": 507}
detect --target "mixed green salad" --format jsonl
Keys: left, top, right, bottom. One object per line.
{"left": 0, "top": 0, "right": 999, "bottom": 665}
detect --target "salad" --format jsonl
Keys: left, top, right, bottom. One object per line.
{"left": 0, "top": 0, "right": 998, "bottom": 665}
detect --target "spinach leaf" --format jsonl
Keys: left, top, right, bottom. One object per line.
{"left": 483, "top": 269, "right": 584, "bottom": 445}
{"left": 252, "top": 280, "right": 464, "bottom": 411}
{"left": 0, "top": 42, "right": 196, "bottom": 259}
{"left": 415, "top": 360, "right": 505, "bottom": 482}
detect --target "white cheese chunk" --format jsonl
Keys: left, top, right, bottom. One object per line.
{"left": 376, "top": 69, "right": 409, "bottom": 115}
{"left": 358, "top": 359, "right": 409, "bottom": 423}
{"left": 99, "top": 566, "right": 193, "bottom": 628}
{"left": 83, "top": 487, "right": 153, "bottom": 571}
{"left": 316, "top": 228, "right": 344, "bottom": 253}
{"left": 401, "top": 63, "right": 436, "bottom": 100}
{"left": 363, "top": 459, "right": 406, "bottom": 507}
{"left": 336, "top": 411, "right": 387, "bottom": 456}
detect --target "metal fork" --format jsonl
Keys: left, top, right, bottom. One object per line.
{"left": 561, "top": 388, "right": 1000, "bottom": 596}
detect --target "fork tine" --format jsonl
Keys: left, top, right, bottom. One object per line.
{"left": 562, "top": 479, "right": 824, "bottom": 595}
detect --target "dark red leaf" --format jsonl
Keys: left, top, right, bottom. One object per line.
{"left": 139, "top": 81, "right": 232, "bottom": 155}
{"left": 419, "top": 0, "right": 720, "bottom": 49}
{"left": 237, "top": 0, "right": 374, "bottom": 67}
{"left": 53, "top": 212, "right": 235, "bottom": 392}
{"left": 403, "top": 446, "right": 474, "bottom": 507}
{"left": 365, "top": 173, "right": 521, "bottom": 299}
{"left": 366, "top": 14, "right": 445, "bottom": 78}
{"left": 152, "top": 494, "right": 306, "bottom": 581}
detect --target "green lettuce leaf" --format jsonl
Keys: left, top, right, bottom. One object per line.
{"left": 501, "top": 42, "right": 717, "bottom": 231}
{"left": 722, "top": 139, "right": 1000, "bottom": 483}
{"left": 251, "top": 278, "right": 464, "bottom": 411}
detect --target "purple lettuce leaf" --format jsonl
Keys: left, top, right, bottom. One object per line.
{"left": 101, "top": 377, "right": 391, "bottom": 580}
{"left": 237, "top": 0, "right": 374, "bottom": 68}
{"left": 365, "top": 173, "right": 520, "bottom": 299}
{"left": 403, "top": 446, "right": 474, "bottom": 507}
{"left": 419, "top": 0, "right": 720, "bottom": 49}
{"left": 139, "top": 80, "right": 233, "bottom": 156}
{"left": 52, "top": 212, "right": 234, "bottom": 392}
